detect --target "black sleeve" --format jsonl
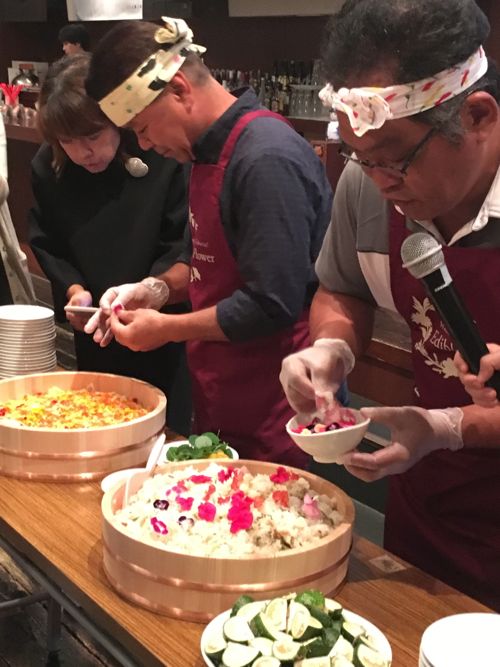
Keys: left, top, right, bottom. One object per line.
{"left": 149, "top": 162, "right": 191, "bottom": 275}
{"left": 28, "top": 155, "right": 87, "bottom": 319}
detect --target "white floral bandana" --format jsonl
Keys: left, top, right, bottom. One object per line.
{"left": 319, "top": 46, "right": 488, "bottom": 137}
{"left": 99, "top": 16, "right": 206, "bottom": 127}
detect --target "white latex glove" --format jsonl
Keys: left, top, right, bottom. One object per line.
{"left": 454, "top": 344, "right": 500, "bottom": 408}
{"left": 341, "top": 405, "right": 464, "bottom": 481}
{"left": 279, "top": 338, "right": 355, "bottom": 420}
{"left": 65, "top": 289, "right": 93, "bottom": 332}
{"left": 84, "top": 277, "right": 169, "bottom": 346}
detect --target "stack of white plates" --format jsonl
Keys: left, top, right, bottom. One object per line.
{"left": 0, "top": 304, "right": 57, "bottom": 379}
{"left": 419, "top": 613, "right": 500, "bottom": 666}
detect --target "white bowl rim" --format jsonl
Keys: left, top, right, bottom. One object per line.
{"left": 286, "top": 412, "right": 371, "bottom": 436}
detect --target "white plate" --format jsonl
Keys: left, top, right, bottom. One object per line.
{"left": 420, "top": 613, "right": 500, "bottom": 667}
{"left": 0, "top": 305, "right": 54, "bottom": 321}
{"left": 200, "top": 604, "right": 392, "bottom": 666}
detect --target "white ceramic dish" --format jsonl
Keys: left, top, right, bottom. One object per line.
{"left": 200, "top": 605, "right": 392, "bottom": 666}
{"left": 286, "top": 410, "right": 370, "bottom": 464}
{"left": 100, "top": 439, "right": 239, "bottom": 493}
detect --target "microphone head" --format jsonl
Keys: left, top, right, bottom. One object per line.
{"left": 401, "top": 232, "right": 445, "bottom": 279}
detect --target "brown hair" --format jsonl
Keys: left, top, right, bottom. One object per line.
{"left": 85, "top": 20, "right": 210, "bottom": 103}
{"left": 37, "top": 54, "right": 112, "bottom": 173}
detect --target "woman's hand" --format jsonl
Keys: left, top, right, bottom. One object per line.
{"left": 454, "top": 344, "right": 500, "bottom": 408}
{"left": 65, "top": 290, "right": 93, "bottom": 332}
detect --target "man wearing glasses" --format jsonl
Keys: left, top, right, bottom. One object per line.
{"left": 280, "top": 0, "right": 500, "bottom": 609}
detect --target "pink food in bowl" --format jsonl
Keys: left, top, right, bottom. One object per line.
{"left": 291, "top": 408, "right": 357, "bottom": 435}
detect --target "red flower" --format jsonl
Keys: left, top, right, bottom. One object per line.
{"left": 198, "top": 502, "right": 216, "bottom": 522}
{"left": 272, "top": 490, "right": 289, "bottom": 508}
{"left": 204, "top": 484, "right": 216, "bottom": 502}
{"left": 252, "top": 495, "right": 265, "bottom": 509}
{"left": 217, "top": 495, "right": 230, "bottom": 505}
{"left": 189, "top": 474, "right": 212, "bottom": 484}
{"left": 176, "top": 496, "right": 194, "bottom": 511}
{"left": 270, "top": 466, "right": 292, "bottom": 484}
{"left": 150, "top": 517, "right": 168, "bottom": 535}
{"left": 171, "top": 480, "right": 188, "bottom": 494}
{"left": 230, "top": 510, "right": 254, "bottom": 533}
{"left": 217, "top": 467, "right": 234, "bottom": 483}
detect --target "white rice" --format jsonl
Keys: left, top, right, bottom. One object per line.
{"left": 112, "top": 463, "right": 343, "bottom": 557}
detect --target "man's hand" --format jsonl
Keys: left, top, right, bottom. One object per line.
{"left": 454, "top": 344, "right": 500, "bottom": 408}
{"left": 279, "top": 338, "right": 355, "bottom": 419}
{"left": 341, "top": 405, "right": 464, "bottom": 481}
{"left": 109, "top": 308, "right": 174, "bottom": 352}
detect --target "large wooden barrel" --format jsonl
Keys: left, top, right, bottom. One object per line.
{"left": 101, "top": 459, "right": 355, "bottom": 623}
{"left": 0, "top": 372, "right": 166, "bottom": 481}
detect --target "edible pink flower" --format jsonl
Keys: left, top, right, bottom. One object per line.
{"left": 217, "top": 467, "right": 234, "bottom": 483}
{"left": 230, "top": 510, "right": 253, "bottom": 533}
{"left": 150, "top": 517, "right": 168, "bottom": 535}
{"left": 272, "top": 490, "right": 289, "bottom": 508}
{"left": 190, "top": 474, "right": 212, "bottom": 484}
{"left": 171, "top": 480, "right": 188, "bottom": 494}
{"left": 198, "top": 502, "right": 216, "bottom": 522}
{"left": 176, "top": 496, "right": 194, "bottom": 511}
{"left": 302, "top": 493, "right": 322, "bottom": 519}
{"left": 204, "top": 483, "right": 216, "bottom": 502}
{"left": 270, "top": 466, "right": 291, "bottom": 484}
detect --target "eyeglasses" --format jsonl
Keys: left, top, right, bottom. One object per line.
{"left": 338, "top": 127, "right": 436, "bottom": 178}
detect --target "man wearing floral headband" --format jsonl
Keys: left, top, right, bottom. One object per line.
{"left": 84, "top": 18, "right": 342, "bottom": 465}
{"left": 281, "top": 0, "right": 500, "bottom": 608}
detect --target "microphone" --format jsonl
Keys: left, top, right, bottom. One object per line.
{"left": 401, "top": 232, "right": 500, "bottom": 396}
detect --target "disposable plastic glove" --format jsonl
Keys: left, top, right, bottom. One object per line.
{"left": 84, "top": 277, "right": 169, "bottom": 345}
{"left": 65, "top": 289, "right": 93, "bottom": 332}
{"left": 279, "top": 338, "right": 355, "bottom": 419}
{"left": 341, "top": 405, "right": 464, "bottom": 481}
{"left": 454, "top": 344, "right": 500, "bottom": 408}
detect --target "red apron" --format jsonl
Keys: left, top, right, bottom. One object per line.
{"left": 187, "top": 110, "right": 310, "bottom": 466}
{"left": 388, "top": 208, "right": 500, "bottom": 609}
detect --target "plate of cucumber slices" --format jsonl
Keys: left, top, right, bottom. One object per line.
{"left": 200, "top": 589, "right": 392, "bottom": 667}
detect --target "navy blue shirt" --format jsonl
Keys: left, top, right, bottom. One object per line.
{"left": 184, "top": 88, "right": 333, "bottom": 342}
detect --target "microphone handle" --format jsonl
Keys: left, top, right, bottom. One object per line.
{"left": 423, "top": 275, "right": 500, "bottom": 397}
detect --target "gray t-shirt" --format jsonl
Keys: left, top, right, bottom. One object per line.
{"left": 316, "top": 161, "right": 500, "bottom": 313}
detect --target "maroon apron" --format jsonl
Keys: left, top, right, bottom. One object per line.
{"left": 187, "top": 110, "right": 310, "bottom": 466}
{"left": 388, "top": 208, "right": 500, "bottom": 608}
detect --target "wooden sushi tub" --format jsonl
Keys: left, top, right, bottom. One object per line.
{"left": 101, "top": 459, "right": 355, "bottom": 623}
{"left": 0, "top": 372, "right": 166, "bottom": 481}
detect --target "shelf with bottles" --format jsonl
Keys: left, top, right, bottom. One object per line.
{"left": 210, "top": 58, "right": 329, "bottom": 120}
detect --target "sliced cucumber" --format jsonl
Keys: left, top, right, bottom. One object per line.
{"left": 223, "top": 617, "right": 254, "bottom": 644}
{"left": 329, "top": 635, "right": 354, "bottom": 661}
{"left": 295, "top": 658, "right": 331, "bottom": 667}
{"left": 287, "top": 601, "right": 311, "bottom": 638}
{"left": 353, "top": 643, "right": 389, "bottom": 667}
{"left": 249, "top": 637, "right": 274, "bottom": 657}
{"left": 325, "top": 598, "right": 343, "bottom": 620}
{"left": 221, "top": 642, "right": 260, "bottom": 667}
{"left": 309, "top": 606, "right": 333, "bottom": 628}
{"left": 354, "top": 633, "right": 382, "bottom": 654}
{"left": 204, "top": 634, "right": 227, "bottom": 665}
{"left": 250, "top": 612, "right": 283, "bottom": 641}
{"left": 299, "top": 637, "right": 330, "bottom": 659}
{"left": 251, "top": 658, "right": 281, "bottom": 667}
{"left": 297, "top": 617, "right": 323, "bottom": 642}
{"left": 272, "top": 637, "right": 301, "bottom": 662}
{"left": 231, "top": 595, "right": 255, "bottom": 617}
{"left": 236, "top": 600, "right": 268, "bottom": 623}
{"left": 331, "top": 656, "right": 355, "bottom": 667}
{"left": 322, "top": 625, "right": 341, "bottom": 649}
{"left": 342, "top": 621, "right": 365, "bottom": 644}
{"left": 264, "top": 596, "right": 288, "bottom": 631}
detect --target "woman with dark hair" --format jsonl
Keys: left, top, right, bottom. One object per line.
{"left": 281, "top": 0, "right": 500, "bottom": 607}
{"left": 29, "top": 53, "right": 192, "bottom": 435}
{"left": 83, "top": 17, "right": 341, "bottom": 465}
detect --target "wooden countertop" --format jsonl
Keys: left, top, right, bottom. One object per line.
{"left": 0, "top": 434, "right": 488, "bottom": 666}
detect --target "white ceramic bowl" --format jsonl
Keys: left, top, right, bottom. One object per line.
{"left": 286, "top": 410, "right": 370, "bottom": 464}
